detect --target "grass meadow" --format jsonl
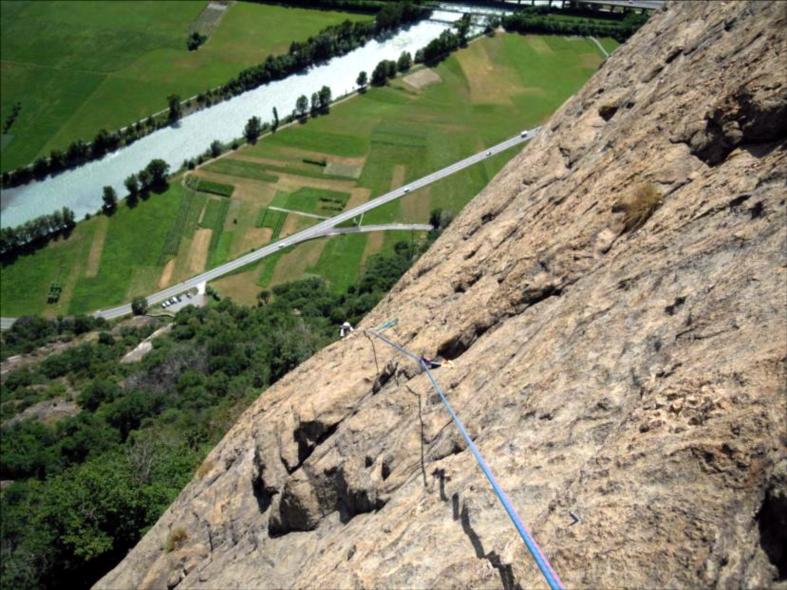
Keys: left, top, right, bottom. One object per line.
{"left": 0, "top": 1, "right": 367, "bottom": 171}
{"left": 1, "top": 33, "right": 616, "bottom": 315}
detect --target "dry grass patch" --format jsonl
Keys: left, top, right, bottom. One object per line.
{"left": 390, "top": 164, "right": 406, "bottom": 190}
{"left": 457, "top": 39, "right": 518, "bottom": 104}
{"left": 193, "top": 171, "right": 276, "bottom": 205}
{"left": 84, "top": 216, "right": 108, "bottom": 278}
{"left": 401, "top": 185, "right": 432, "bottom": 223}
{"left": 526, "top": 36, "right": 553, "bottom": 55}
{"left": 211, "top": 267, "right": 264, "bottom": 305}
{"left": 225, "top": 200, "right": 243, "bottom": 229}
{"left": 268, "top": 145, "right": 366, "bottom": 168}
{"left": 236, "top": 227, "right": 272, "bottom": 253}
{"left": 158, "top": 258, "right": 176, "bottom": 288}
{"left": 279, "top": 213, "right": 303, "bottom": 238}
{"left": 402, "top": 67, "right": 442, "bottom": 91}
{"left": 579, "top": 51, "right": 603, "bottom": 68}
{"left": 346, "top": 187, "right": 372, "bottom": 209}
{"left": 195, "top": 459, "right": 215, "bottom": 480}
{"left": 613, "top": 183, "right": 663, "bottom": 233}
{"left": 271, "top": 239, "right": 325, "bottom": 286}
{"left": 360, "top": 230, "right": 384, "bottom": 266}
{"left": 188, "top": 228, "right": 212, "bottom": 273}
{"left": 164, "top": 526, "right": 188, "bottom": 553}
{"left": 274, "top": 172, "right": 355, "bottom": 193}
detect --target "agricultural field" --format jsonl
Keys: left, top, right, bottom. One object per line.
{"left": 0, "top": 33, "right": 617, "bottom": 315}
{"left": 0, "top": 1, "right": 368, "bottom": 171}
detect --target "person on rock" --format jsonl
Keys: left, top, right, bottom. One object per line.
{"left": 339, "top": 321, "right": 354, "bottom": 338}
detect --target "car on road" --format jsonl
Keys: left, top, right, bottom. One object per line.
{"left": 486, "top": 150, "right": 492, "bottom": 156}
{"left": 161, "top": 301, "right": 168, "bottom": 308}
{"left": 403, "top": 187, "right": 410, "bottom": 193}
{"left": 521, "top": 130, "right": 528, "bottom": 137}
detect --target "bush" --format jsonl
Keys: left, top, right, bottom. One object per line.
{"left": 187, "top": 31, "right": 207, "bottom": 51}
{"left": 164, "top": 526, "right": 189, "bottom": 552}
{"left": 612, "top": 183, "right": 663, "bottom": 233}
{"left": 131, "top": 296, "right": 148, "bottom": 316}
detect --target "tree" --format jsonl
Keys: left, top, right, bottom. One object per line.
{"left": 385, "top": 60, "right": 397, "bottom": 79}
{"left": 397, "top": 51, "right": 412, "bottom": 72}
{"left": 295, "top": 94, "right": 309, "bottom": 118}
{"left": 124, "top": 174, "right": 139, "bottom": 196}
{"left": 318, "top": 85, "right": 331, "bottom": 113}
{"left": 32, "top": 157, "right": 48, "bottom": 179}
{"left": 137, "top": 169, "right": 152, "bottom": 193}
{"left": 187, "top": 31, "right": 206, "bottom": 51}
{"left": 357, "top": 70, "right": 368, "bottom": 90}
{"left": 167, "top": 94, "right": 182, "bottom": 123}
{"left": 310, "top": 92, "right": 321, "bottom": 116}
{"left": 131, "top": 296, "right": 148, "bottom": 316}
{"left": 272, "top": 106, "right": 279, "bottom": 132}
{"left": 145, "top": 159, "right": 170, "bottom": 189}
{"left": 102, "top": 186, "right": 117, "bottom": 214}
{"left": 62, "top": 207, "right": 76, "bottom": 230}
{"left": 209, "top": 140, "right": 222, "bottom": 158}
{"left": 124, "top": 174, "right": 139, "bottom": 206}
{"left": 244, "top": 116, "right": 262, "bottom": 144}
{"left": 455, "top": 13, "right": 472, "bottom": 45}
{"left": 371, "top": 60, "right": 389, "bottom": 86}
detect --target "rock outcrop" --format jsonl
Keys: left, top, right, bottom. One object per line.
{"left": 97, "top": 2, "right": 787, "bottom": 588}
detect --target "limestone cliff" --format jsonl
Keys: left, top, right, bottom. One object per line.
{"left": 97, "top": 2, "right": 787, "bottom": 588}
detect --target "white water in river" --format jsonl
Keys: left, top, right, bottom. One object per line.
{"left": 0, "top": 19, "right": 451, "bottom": 228}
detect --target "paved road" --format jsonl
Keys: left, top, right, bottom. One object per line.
{"left": 325, "top": 223, "right": 434, "bottom": 236}
{"left": 589, "top": 36, "right": 610, "bottom": 59}
{"left": 0, "top": 129, "right": 539, "bottom": 329}
{"left": 267, "top": 206, "right": 329, "bottom": 220}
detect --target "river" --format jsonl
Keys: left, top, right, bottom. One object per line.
{"left": 0, "top": 18, "right": 454, "bottom": 228}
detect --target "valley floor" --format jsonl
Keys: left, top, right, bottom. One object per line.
{"left": 0, "top": 32, "right": 616, "bottom": 316}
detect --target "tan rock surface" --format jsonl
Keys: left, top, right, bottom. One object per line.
{"left": 97, "top": 2, "right": 787, "bottom": 589}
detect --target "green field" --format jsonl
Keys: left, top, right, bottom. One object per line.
{"left": 203, "top": 159, "right": 279, "bottom": 183}
{"left": 0, "top": 1, "right": 367, "bottom": 171}
{"left": 216, "top": 33, "right": 615, "bottom": 296}
{"left": 1, "top": 33, "right": 617, "bottom": 315}
{"left": 597, "top": 36, "right": 619, "bottom": 55}
{"left": 186, "top": 175, "right": 234, "bottom": 197}
{"left": 271, "top": 187, "right": 350, "bottom": 216}
{"left": 258, "top": 209, "right": 288, "bottom": 240}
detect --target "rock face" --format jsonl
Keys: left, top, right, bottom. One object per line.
{"left": 97, "top": 2, "right": 787, "bottom": 589}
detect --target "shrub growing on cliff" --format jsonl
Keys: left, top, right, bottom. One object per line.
{"left": 612, "top": 183, "right": 663, "bottom": 233}
{"left": 164, "top": 526, "right": 189, "bottom": 552}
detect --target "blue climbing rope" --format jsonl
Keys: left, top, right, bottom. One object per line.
{"left": 367, "top": 329, "right": 565, "bottom": 590}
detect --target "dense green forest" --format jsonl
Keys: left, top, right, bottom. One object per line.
{"left": 0, "top": 213, "right": 450, "bottom": 589}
